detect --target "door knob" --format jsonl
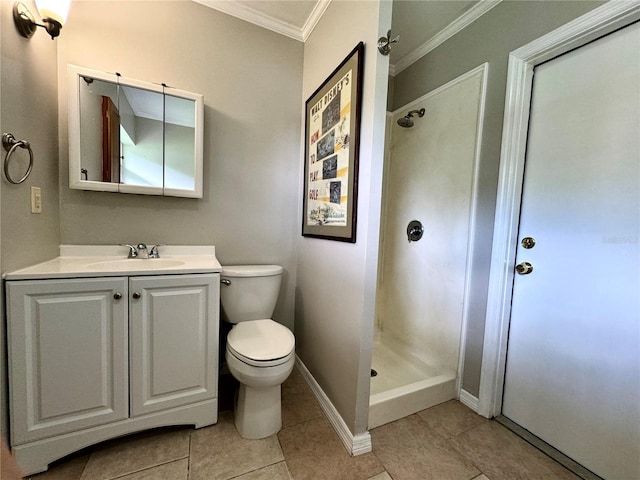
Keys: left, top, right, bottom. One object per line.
{"left": 113, "top": 292, "right": 122, "bottom": 300}
{"left": 132, "top": 292, "right": 141, "bottom": 299}
{"left": 515, "top": 262, "right": 534, "bottom": 275}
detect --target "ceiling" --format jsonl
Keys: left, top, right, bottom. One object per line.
{"left": 195, "top": 1, "right": 498, "bottom": 75}
{"left": 390, "top": 0, "right": 477, "bottom": 65}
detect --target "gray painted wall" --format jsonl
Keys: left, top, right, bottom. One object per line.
{"left": 297, "top": 0, "right": 391, "bottom": 435}
{"left": 1, "top": 0, "right": 61, "bottom": 439}
{"left": 1, "top": 3, "right": 60, "bottom": 273}
{"left": 1, "top": 0, "right": 390, "bottom": 447}
{"left": 391, "top": 0, "right": 604, "bottom": 396}
{"left": 2, "top": 0, "right": 302, "bottom": 442}
{"left": 56, "top": 1, "right": 303, "bottom": 331}
{"left": 1, "top": 0, "right": 599, "bottom": 448}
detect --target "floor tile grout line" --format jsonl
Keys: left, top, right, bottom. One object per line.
{"left": 275, "top": 428, "right": 297, "bottom": 480}
{"left": 449, "top": 418, "right": 492, "bottom": 441}
{"left": 368, "top": 449, "right": 391, "bottom": 480}
{"left": 117, "top": 457, "right": 191, "bottom": 480}
{"left": 32, "top": 400, "right": 580, "bottom": 480}
{"left": 374, "top": 408, "right": 488, "bottom": 480}
{"left": 224, "top": 460, "right": 290, "bottom": 480}
{"left": 187, "top": 430, "right": 193, "bottom": 480}
{"left": 77, "top": 451, "right": 90, "bottom": 480}
{"left": 445, "top": 419, "right": 569, "bottom": 480}
{"left": 441, "top": 430, "right": 488, "bottom": 480}
{"left": 446, "top": 419, "right": 564, "bottom": 480}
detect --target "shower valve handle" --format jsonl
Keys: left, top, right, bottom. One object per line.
{"left": 407, "top": 220, "right": 424, "bottom": 242}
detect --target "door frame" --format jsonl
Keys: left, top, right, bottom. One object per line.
{"left": 478, "top": 1, "right": 640, "bottom": 418}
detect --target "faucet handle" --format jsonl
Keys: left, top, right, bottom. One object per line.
{"left": 122, "top": 244, "right": 138, "bottom": 258}
{"left": 149, "top": 244, "right": 164, "bottom": 258}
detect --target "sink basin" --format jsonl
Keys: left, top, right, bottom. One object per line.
{"left": 87, "top": 259, "right": 185, "bottom": 271}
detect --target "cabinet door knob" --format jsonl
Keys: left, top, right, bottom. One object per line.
{"left": 113, "top": 292, "right": 122, "bottom": 300}
{"left": 132, "top": 292, "right": 141, "bottom": 299}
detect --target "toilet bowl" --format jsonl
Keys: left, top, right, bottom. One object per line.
{"left": 220, "top": 265, "right": 295, "bottom": 439}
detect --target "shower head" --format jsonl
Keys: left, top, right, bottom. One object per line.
{"left": 397, "top": 116, "right": 415, "bottom": 128}
{"left": 397, "top": 108, "right": 425, "bottom": 128}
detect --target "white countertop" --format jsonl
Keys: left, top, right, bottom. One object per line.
{"left": 4, "top": 245, "right": 222, "bottom": 280}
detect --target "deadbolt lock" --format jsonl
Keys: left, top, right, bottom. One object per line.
{"left": 521, "top": 237, "right": 536, "bottom": 249}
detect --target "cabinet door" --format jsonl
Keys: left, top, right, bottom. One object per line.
{"left": 7, "top": 278, "right": 129, "bottom": 445}
{"left": 129, "top": 274, "right": 219, "bottom": 416}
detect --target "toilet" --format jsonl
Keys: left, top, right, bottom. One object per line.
{"left": 220, "top": 265, "right": 295, "bottom": 439}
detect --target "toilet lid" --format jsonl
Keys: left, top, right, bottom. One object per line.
{"left": 227, "top": 319, "right": 295, "bottom": 362}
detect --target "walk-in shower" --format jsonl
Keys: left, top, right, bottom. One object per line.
{"left": 370, "top": 66, "right": 487, "bottom": 428}
{"left": 396, "top": 108, "right": 425, "bottom": 128}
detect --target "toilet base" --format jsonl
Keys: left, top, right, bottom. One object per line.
{"left": 234, "top": 383, "right": 282, "bottom": 439}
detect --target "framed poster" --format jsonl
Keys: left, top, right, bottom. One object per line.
{"left": 302, "top": 42, "right": 364, "bottom": 242}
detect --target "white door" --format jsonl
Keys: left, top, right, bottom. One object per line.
{"left": 502, "top": 22, "right": 640, "bottom": 480}
{"left": 129, "top": 274, "right": 219, "bottom": 417}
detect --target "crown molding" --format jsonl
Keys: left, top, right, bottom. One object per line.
{"left": 194, "top": 0, "right": 306, "bottom": 41}
{"left": 390, "top": 0, "right": 502, "bottom": 76}
{"left": 194, "top": 0, "right": 496, "bottom": 55}
{"left": 301, "top": 0, "right": 332, "bottom": 41}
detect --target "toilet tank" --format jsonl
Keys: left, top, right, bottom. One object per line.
{"left": 220, "top": 265, "right": 283, "bottom": 323}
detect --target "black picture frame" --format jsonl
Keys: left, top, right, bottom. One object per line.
{"left": 302, "top": 42, "right": 364, "bottom": 243}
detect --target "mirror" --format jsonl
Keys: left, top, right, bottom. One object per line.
{"left": 68, "top": 65, "right": 204, "bottom": 198}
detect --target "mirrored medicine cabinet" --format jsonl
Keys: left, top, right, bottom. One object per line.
{"left": 68, "top": 65, "right": 204, "bottom": 198}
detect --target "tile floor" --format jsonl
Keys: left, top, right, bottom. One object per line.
{"left": 27, "top": 367, "right": 579, "bottom": 480}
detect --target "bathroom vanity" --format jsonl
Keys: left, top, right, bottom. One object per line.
{"left": 4, "top": 246, "right": 221, "bottom": 475}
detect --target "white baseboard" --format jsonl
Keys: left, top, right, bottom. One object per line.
{"left": 458, "top": 388, "right": 481, "bottom": 414}
{"left": 295, "top": 356, "right": 372, "bottom": 456}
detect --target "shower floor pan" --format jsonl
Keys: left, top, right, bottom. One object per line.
{"left": 369, "top": 337, "right": 456, "bottom": 429}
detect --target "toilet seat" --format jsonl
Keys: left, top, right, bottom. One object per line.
{"left": 227, "top": 347, "right": 294, "bottom": 368}
{"left": 227, "top": 319, "right": 295, "bottom": 367}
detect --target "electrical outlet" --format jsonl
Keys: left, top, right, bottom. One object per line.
{"left": 30, "top": 186, "right": 42, "bottom": 214}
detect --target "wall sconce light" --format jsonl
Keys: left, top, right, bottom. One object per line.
{"left": 13, "top": 0, "right": 71, "bottom": 39}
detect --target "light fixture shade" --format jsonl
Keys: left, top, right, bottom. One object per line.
{"left": 35, "top": 0, "right": 70, "bottom": 25}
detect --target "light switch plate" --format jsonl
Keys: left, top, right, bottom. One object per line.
{"left": 30, "top": 186, "right": 42, "bottom": 214}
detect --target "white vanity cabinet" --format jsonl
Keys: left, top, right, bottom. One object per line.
{"left": 6, "top": 272, "right": 219, "bottom": 475}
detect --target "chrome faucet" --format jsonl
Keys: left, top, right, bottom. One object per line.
{"left": 149, "top": 244, "right": 163, "bottom": 258}
{"left": 136, "top": 243, "right": 150, "bottom": 259}
{"left": 122, "top": 243, "right": 163, "bottom": 259}
{"left": 123, "top": 244, "right": 138, "bottom": 258}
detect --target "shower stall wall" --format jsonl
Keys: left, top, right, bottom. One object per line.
{"left": 370, "top": 65, "right": 487, "bottom": 428}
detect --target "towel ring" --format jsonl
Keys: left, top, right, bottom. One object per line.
{"left": 2, "top": 133, "right": 33, "bottom": 184}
